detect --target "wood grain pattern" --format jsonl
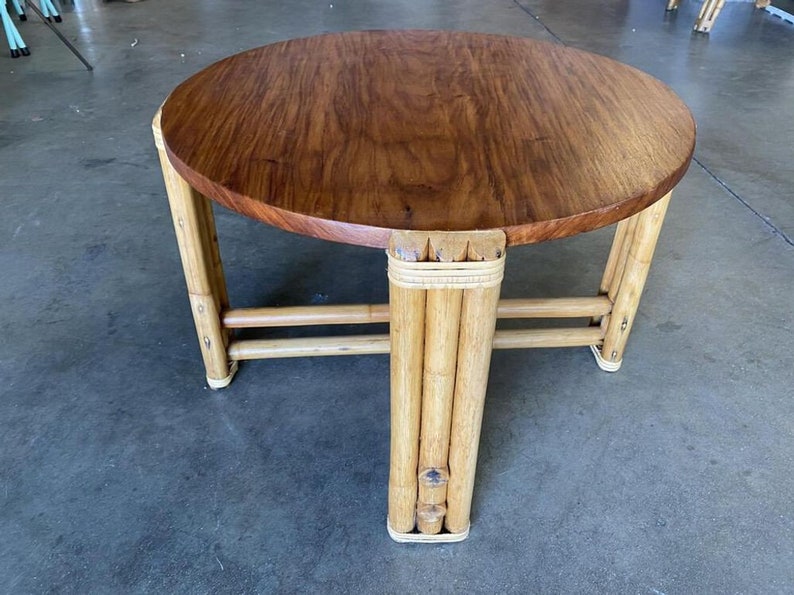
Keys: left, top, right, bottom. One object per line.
{"left": 161, "top": 30, "right": 695, "bottom": 248}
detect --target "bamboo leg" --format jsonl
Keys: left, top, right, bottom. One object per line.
{"left": 444, "top": 237, "right": 504, "bottom": 534}
{"left": 666, "top": 0, "right": 680, "bottom": 10}
{"left": 590, "top": 216, "right": 638, "bottom": 369}
{"left": 592, "top": 217, "right": 637, "bottom": 328}
{"left": 597, "top": 193, "right": 672, "bottom": 370}
{"left": 197, "top": 194, "right": 230, "bottom": 313}
{"left": 444, "top": 280, "right": 502, "bottom": 534}
{"left": 153, "top": 109, "right": 236, "bottom": 388}
{"left": 387, "top": 235, "right": 429, "bottom": 535}
{"left": 598, "top": 218, "right": 638, "bottom": 299}
{"left": 695, "top": 0, "right": 725, "bottom": 32}
{"left": 416, "top": 237, "right": 468, "bottom": 534}
{"left": 386, "top": 231, "right": 505, "bottom": 543}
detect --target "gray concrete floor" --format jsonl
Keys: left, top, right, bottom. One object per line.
{"left": 2, "top": 0, "right": 793, "bottom": 592}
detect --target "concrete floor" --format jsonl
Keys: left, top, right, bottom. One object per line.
{"left": 2, "top": 0, "right": 793, "bottom": 592}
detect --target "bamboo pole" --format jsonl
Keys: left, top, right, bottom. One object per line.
{"left": 153, "top": 109, "right": 235, "bottom": 388}
{"left": 494, "top": 327, "right": 604, "bottom": 350}
{"left": 387, "top": 234, "right": 428, "bottom": 534}
{"left": 416, "top": 235, "right": 468, "bottom": 534}
{"left": 444, "top": 235, "right": 506, "bottom": 535}
{"left": 599, "top": 218, "right": 638, "bottom": 298}
{"left": 499, "top": 297, "right": 611, "bottom": 320}
{"left": 600, "top": 193, "right": 672, "bottom": 368}
{"left": 227, "top": 335, "right": 391, "bottom": 360}
{"left": 223, "top": 304, "right": 391, "bottom": 328}
{"left": 222, "top": 296, "right": 611, "bottom": 329}
{"left": 223, "top": 326, "right": 603, "bottom": 361}
{"left": 593, "top": 217, "right": 637, "bottom": 330}
{"left": 197, "top": 195, "right": 230, "bottom": 314}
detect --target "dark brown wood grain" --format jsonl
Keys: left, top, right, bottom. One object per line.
{"left": 161, "top": 30, "right": 695, "bottom": 248}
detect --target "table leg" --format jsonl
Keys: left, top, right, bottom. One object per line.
{"left": 695, "top": 0, "right": 726, "bottom": 32}
{"left": 593, "top": 192, "right": 672, "bottom": 372}
{"left": 415, "top": 235, "right": 468, "bottom": 535}
{"left": 153, "top": 110, "right": 236, "bottom": 389}
{"left": 388, "top": 257, "right": 426, "bottom": 535}
{"left": 387, "top": 230, "right": 506, "bottom": 543}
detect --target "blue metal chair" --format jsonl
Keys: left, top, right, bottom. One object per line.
{"left": 9, "top": 0, "right": 26, "bottom": 21}
{"left": 3, "top": 1, "right": 93, "bottom": 69}
{"left": 1, "top": 0, "right": 30, "bottom": 57}
{"left": 39, "top": 0, "right": 62, "bottom": 23}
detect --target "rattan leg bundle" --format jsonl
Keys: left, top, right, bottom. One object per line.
{"left": 153, "top": 110, "right": 236, "bottom": 388}
{"left": 386, "top": 231, "right": 506, "bottom": 543}
{"left": 592, "top": 192, "right": 672, "bottom": 371}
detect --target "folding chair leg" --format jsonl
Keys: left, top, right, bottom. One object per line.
{"left": 1, "top": 2, "right": 29, "bottom": 57}
{"left": 10, "top": 0, "right": 27, "bottom": 21}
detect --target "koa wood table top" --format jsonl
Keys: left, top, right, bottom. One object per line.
{"left": 160, "top": 30, "right": 695, "bottom": 248}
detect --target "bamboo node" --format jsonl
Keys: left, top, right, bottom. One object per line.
{"left": 419, "top": 467, "right": 450, "bottom": 487}
{"left": 416, "top": 503, "right": 447, "bottom": 523}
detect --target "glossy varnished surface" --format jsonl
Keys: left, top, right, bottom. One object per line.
{"left": 161, "top": 30, "right": 695, "bottom": 248}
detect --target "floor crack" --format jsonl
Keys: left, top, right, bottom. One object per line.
{"left": 512, "top": 0, "right": 566, "bottom": 44}
{"left": 694, "top": 157, "right": 794, "bottom": 247}
{"left": 513, "top": 0, "right": 794, "bottom": 249}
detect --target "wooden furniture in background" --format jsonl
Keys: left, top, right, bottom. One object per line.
{"left": 154, "top": 30, "right": 695, "bottom": 542}
{"left": 667, "top": 0, "right": 772, "bottom": 32}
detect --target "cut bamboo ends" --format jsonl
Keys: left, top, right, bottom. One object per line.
{"left": 387, "top": 518, "right": 470, "bottom": 543}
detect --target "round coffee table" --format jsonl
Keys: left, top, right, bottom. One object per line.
{"left": 153, "top": 30, "right": 695, "bottom": 542}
